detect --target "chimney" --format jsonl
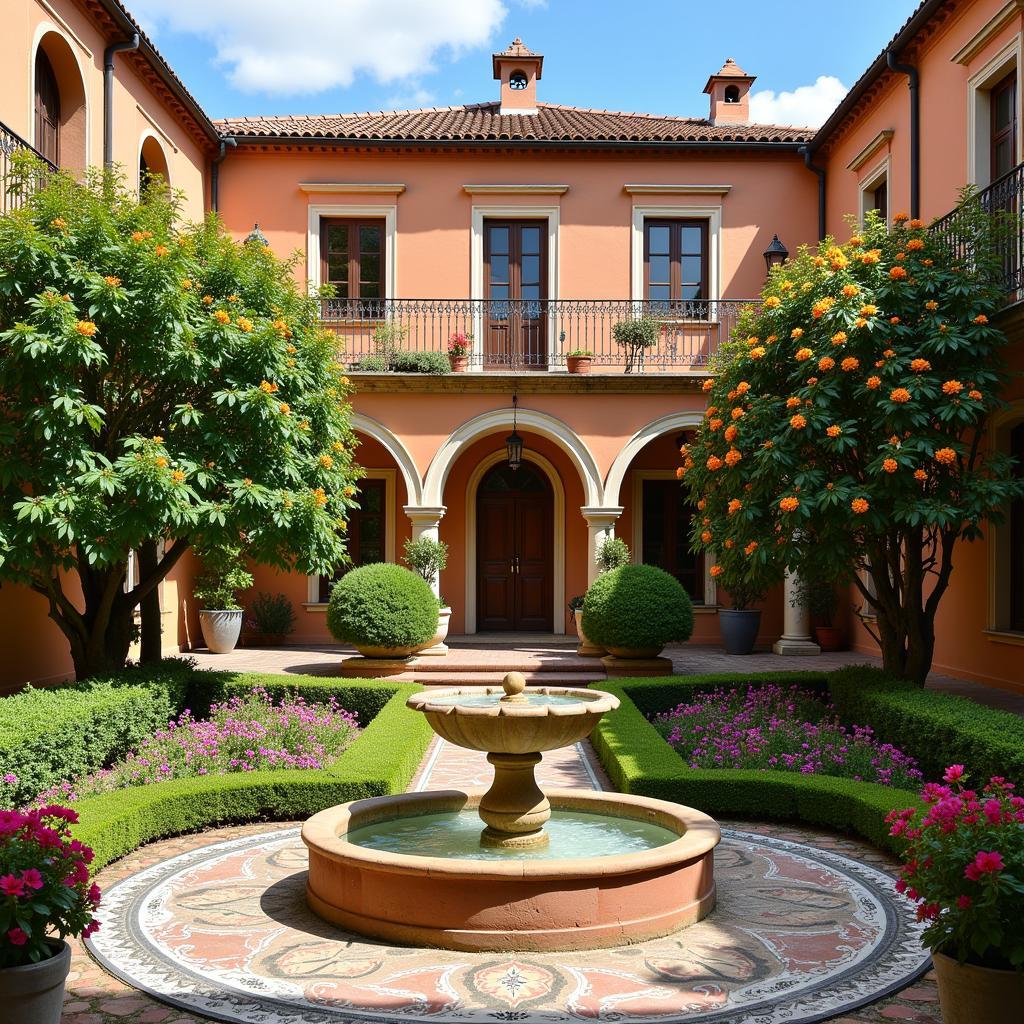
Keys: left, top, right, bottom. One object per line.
{"left": 704, "top": 58, "right": 755, "bottom": 125}
{"left": 493, "top": 37, "right": 543, "bottom": 115}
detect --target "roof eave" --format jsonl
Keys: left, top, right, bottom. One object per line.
{"left": 225, "top": 135, "right": 809, "bottom": 150}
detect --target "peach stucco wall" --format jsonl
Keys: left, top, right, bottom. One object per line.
{"left": 0, "top": 0, "right": 208, "bottom": 220}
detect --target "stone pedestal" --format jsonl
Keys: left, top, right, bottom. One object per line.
{"left": 403, "top": 505, "right": 447, "bottom": 599}
{"left": 339, "top": 656, "right": 413, "bottom": 677}
{"left": 600, "top": 655, "right": 673, "bottom": 677}
{"left": 773, "top": 568, "right": 821, "bottom": 656}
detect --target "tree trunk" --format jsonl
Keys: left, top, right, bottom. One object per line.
{"left": 138, "top": 541, "right": 162, "bottom": 664}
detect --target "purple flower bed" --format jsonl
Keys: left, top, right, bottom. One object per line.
{"left": 653, "top": 684, "right": 922, "bottom": 788}
{"left": 36, "top": 689, "right": 359, "bottom": 804}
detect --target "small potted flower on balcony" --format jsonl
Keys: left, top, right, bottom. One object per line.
{"left": 887, "top": 766, "right": 1024, "bottom": 1023}
{"left": 612, "top": 315, "right": 660, "bottom": 373}
{"left": 566, "top": 349, "right": 594, "bottom": 374}
{"left": 0, "top": 806, "right": 102, "bottom": 1024}
{"left": 242, "top": 592, "right": 296, "bottom": 647}
{"left": 194, "top": 541, "right": 254, "bottom": 654}
{"left": 403, "top": 536, "right": 450, "bottom": 655}
{"left": 448, "top": 332, "right": 472, "bottom": 372}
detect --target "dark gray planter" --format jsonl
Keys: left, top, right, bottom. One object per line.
{"left": 719, "top": 608, "right": 761, "bottom": 655}
{"left": 0, "top": 939, "right": 71, "bottom": 1024}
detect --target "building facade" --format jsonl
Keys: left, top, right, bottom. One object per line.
{"left": 0, "top": 0, "right": 1021, "bottom": 694}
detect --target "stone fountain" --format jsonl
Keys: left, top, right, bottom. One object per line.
{"left": 302, "top": 672, "right": 720, "bottom": 952}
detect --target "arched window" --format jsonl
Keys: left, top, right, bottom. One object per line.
{"left": 34, "top": 49, "right": 60, "bottom": 165}
{"left": 139, "top": 134, "right": 170, "bottom": 194}
{"left": 724, "top": 84, "right": 741, "bottom": 104}
{"left": 509, "top": 70, "right": 528, "bottom": 91}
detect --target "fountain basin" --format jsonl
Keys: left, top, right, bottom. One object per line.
{"left": 302, "top": 787, "right": 719, "bottom": 952}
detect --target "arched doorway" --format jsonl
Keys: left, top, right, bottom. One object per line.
{"left": 476, "top": 461, "right": 553, "bottom": 631}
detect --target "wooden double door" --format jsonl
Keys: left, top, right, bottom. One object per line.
{"left": 477, "top": 462, "right": 553, "bottom": 631}
{"left": 484, "top": 220, "right": 547, "bottom": 368}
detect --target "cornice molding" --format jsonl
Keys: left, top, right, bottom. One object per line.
{"left": 462, "top": 183, "right": 570, "bottom": 194}
{"left": 298, "top": 182, "right": 407, "bottom": 194}
{"left": 952, "top": 0, "right": 1024, "bottom": 65}
{"left": 346, "top": 372, "right": 707, "bottom": 394}
{"left": 846, "top": 129, "right": 895, "bottom": 172}
{"left": 623, "top": 183, "right": 732, "bottom": 195}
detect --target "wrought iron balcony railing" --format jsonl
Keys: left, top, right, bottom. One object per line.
{"left": 0, "top": 120, "right": 56, "bottom": 215}
{"left": 321, "top": 298, "right": 757, "bottom": 373}
{"left": 930, "top": 161, "right": 1024, "bottom": 304}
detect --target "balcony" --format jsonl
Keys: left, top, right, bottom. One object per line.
{"left": 0, "top": 120, "right": 56, "bottom": 215}
{"left": 321, "top": 298, "right": 757, "bottom": 374}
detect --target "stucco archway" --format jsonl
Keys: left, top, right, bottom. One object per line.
{"left": 32, "top": 27, "right": 88, "bottom": 171}
{"left": 604, "top": 411, "right": 704, "bottom": 508}
{"left": 422, "top": 407, "right": 603, "bottom": 508}
{"left": 139, "top": 132, "right": 170, "bottom": 191}
{"left": 350, "top": 412, "right": 423, "bottom": 506}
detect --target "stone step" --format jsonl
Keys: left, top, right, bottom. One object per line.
{"left": 403, "top": 670, "right": 605, "bottom": 687}
{"left": 409, "top": 658, "right": 603, "bottom": 674}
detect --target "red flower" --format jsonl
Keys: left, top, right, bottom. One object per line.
{"left": 943, "top": 765, "right": 965, "bottom": 783}
{"left": 964, "top": 850, "right": 1004, "bottom": 881}
{"left": 6, "top": 928, "right": 27, "bottom": 947}
{"left": 0, "top": 874, "right": 24, "bottom": 898}
{"left": 20, "top": 869, "right": 43, "bottom": 892}
{"left": 956, "top": 895, "right": 972, "bottom": 910}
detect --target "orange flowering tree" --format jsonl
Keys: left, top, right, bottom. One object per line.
{"left": 680, "top": 207, "right": 1024, "bottom": 685}
{"left": 0, "top": 161, "right": 360, "bottom": 678}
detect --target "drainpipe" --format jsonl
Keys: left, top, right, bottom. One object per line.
{"left": 103, "top": 33, "right": 141, "bottom": 168}
{"left": 210, "top": 137, "right": 236, "bottom": 213}
{"left": 800, "top": 146, "right": 827, "bottom": 241}
{"left": 887, "top": 50, "right": 920, "bottom": 220}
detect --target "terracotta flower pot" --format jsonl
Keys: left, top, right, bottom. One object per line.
{"left": 0, "top": 939, "right": 71, "bottom": 1024}
{"left": 419, "top": 606, "right": 452, "bottom": 656}
{"left": 813, "top": 624, "right": 845, "bottom": 652}
{"left": 448, "top": 353, "right": 469, "bottom": 372}
{"left": 353, "top": 642, "right": 431, "bottom": 658}
{"left": 566, "top": 355, "right": 593, "bottom": 374}
{"left": 199, "top": 609, "right": 244, "bottom": 654}
{"left": 719, "top": 608, "right": 761, "bottom": 655}
{"left": 604, "top": 644, "right": 664, "bottom": 659}
{"left": 933, "top": 951, "right": 1024, "bottom": 1024}
{"left": 574, "top": 611, "right": 606, "bottom": 656}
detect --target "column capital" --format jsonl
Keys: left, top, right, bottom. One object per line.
{"left": 403, "top": 505, "right": 447, "bottom": 525}
{"left": 580, "top": 506, "right": 624, "bottom": 527}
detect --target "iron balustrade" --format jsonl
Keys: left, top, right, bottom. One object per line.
{"left": 0, "top": 120, "right": 56, "bottom": 215}
{"left": 321, "top": 297, "right": 757, "bottom": 373}
{"left": 931, "top": 161, "right": 1024, "bottom": 303}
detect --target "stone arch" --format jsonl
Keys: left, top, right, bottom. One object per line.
{"left": 32, "top": 26, "right": 88, "bottom": 171}
{"left": 604, "top": 411, "right": 704, "bottom": 508}
{"left": 350, "top": 412, "right": 423, "bottom": 506}
{"left": 139, "top": 132, "right": 170, "bottom": 191}
{"left": 422, "top": 406, "right": 603, "bottom": 508}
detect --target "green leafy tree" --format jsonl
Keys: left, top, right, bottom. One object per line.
{"left": 681, "top": 207, "right": 1024, "bottom": 685}
{"left": 0, "top": 160, "right": 360, "bottom": 678}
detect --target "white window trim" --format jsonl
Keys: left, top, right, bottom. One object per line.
{"left": 29, "top": 20, "right": 92, "bottom": 168}
{"left": 967, "top": 35, "right": 1022, "bottom": 186}
{"left": 306, "top": 204, "right": 398, "bottom": 295}
{"left": 631, "top": 205, "right": 722, "bottom": 303}
{"left": 629, "top": 469, "right": 716, "bottom": 607}
{"left": 306, "top": 469, "right": 396, "bottom": 605}
{"left": 470, "top": 204, "right": 560, "bottom": 370}
{"left": 859, "top": 155, "right": 891, "bottom": 227}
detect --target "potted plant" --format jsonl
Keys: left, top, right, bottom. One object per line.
{"left": 717, "top": 579, "right": 765, "bottom": 656}
{"left": 448, "top": 332, "right": 472, "bottom": 372}
{"left": 582, "top": 563, "right": 693, "bottom": 659}
{"left": 327, "top": 563, "right": 438, "bottom": 658}
{"left": 793, "top": 570, "right": 844, "bottom": 651}
{"left": 193, "top": 542, "right": 254, "bottom": 654}
{"left": 887, "top": 766, "right": 1024, "bottom": 1023}
{"left": 612, "top": 316, "right": 660, "bottom": 373}
{"left": 573, "top": 537, "right": 632, "bottom": 656}
{"left": 566, "top": 349, "right": 593, "bottom": 374}
{"left": 243, "top": 592, "right": 296, "bottom": 647}
{"left": 0, "top": 805, "right": 102, "bottom": 1023}
{"left": 403, "top": 536, "right": 450, "bottom": 655}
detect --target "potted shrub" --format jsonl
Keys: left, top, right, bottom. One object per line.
{"left": 0, "top": 805, "right": 102, "bottom": 1023}
{"left": 448, "top": 332, "right": 472, "bottom": 372}
{"left": 243, "top": 592, "right": 296, "bottom": 647}
{"left": 793, "top": 570, "right": 844, "bottom": 651}
{"left": 327, "top": 563, "right": 438, "bottom": 657}
{"left": 582, "top": 563, "right": 693, "bottom": 658}
{"left": 403, "top": 536, "right": 450, "bottom": 654}
{"left": 573, "top": 537, "right": 632, "bottom": 656}
{"left": 887, "top": 767, "right": 1024, "bottom": 1023}
{"left": 612, "top": 316, "right": 660, "bottom": 373}
{"left": 566, "top": 349, "right": 593, "bottom": 374}
{"left": 717, "top": 580, "right": 765, "bottom": 656}
{"left": 194, "top": 542, "right": 254, "bottom": 654}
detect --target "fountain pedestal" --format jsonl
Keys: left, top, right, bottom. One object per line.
{"left": 479, "top": 752, "right": 550, "bottom": 848}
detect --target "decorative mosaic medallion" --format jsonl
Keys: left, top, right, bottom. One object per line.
{"left": 87, "top": 827, "right": 929, "bottom": 1024}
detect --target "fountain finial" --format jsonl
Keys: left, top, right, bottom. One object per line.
{"left": 500, "top": 671, "right": 528, "bottom": 703}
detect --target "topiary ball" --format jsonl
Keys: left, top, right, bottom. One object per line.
{"left": 582, "top": 563, "right": 693, "bottom": 652}
{"left": 327, "top": 563, "right": 438, "bottom": 651}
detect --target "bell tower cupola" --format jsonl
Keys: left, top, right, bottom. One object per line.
{"left": 704, "top": 58, "right": 755, "bottom": 125}
{"left": 493, "top": 38, "right": 543, "bottom": 115}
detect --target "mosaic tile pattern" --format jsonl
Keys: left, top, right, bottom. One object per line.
{"left": 86, "top": 824, "right": 928, "bottom": 1024}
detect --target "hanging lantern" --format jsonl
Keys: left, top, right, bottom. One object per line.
{"left": 505, "top": 394, "right": 524, "bottom": 470}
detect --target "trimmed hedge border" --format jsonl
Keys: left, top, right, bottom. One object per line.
{"left": 70, "top": 676, "right": 433, "bottom": 871}
{"left": 592, "top": 675, "right": 915, "bottom": 853}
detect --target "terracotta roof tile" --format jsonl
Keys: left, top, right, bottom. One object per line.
{"left": 216, "top": 102, "right": 810, "bottom": 145}
{"left": 711, "top": 58, "right": 752, "bottom": 79}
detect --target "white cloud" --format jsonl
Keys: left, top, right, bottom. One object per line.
{"left": 384, "top": 87, "right": 437, "bottom": 110}
{"left": 130, "top": 0, "right": 508, "bottom": 96}
{"left": 749, "top": 75, "right": 848, "bottom": 128}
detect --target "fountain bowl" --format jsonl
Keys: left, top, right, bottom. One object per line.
{"left": 302, "top": 787, "right": 719, "bottom": 952}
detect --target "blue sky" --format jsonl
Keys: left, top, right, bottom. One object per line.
{"left": 130, "top": 0, "right": 921, "bottom": 126}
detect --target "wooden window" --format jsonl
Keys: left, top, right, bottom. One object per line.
{"left": 1011, "top": 423, "right": 1024, "bottom": 631}
{"left": 643, "top": 219, "right": 708, "bottom": 306}
{"left": 871, "top": 179, "right": 888, "bottom": 221}
{"left": 320, "top": 219, "right": 386, "bottom": 300}
{"left": 641, "top": 478, "right": 705, "bottom": 603}
{"left": 318, "top": 477, "right": 387, "bottom": 602}
{"left": 34, "top": 49, "right": 60, "bottom": 166}
{"left": 991, "top": 70, "right": 1017, "bottom": 182}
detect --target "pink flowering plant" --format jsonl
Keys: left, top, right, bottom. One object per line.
{"left": 654, "top": 684, "right": 922, "bottom": 788}
{"left": 0, "top": 806, "right": 100, "bottom": 966}
{"left": 36, "top": 689, "right": 359, "bottom": 804}
{"left": 887, "top": 766, "right": 1024, "bottom": 969}
{"left": 447, "top": 332, "right": 471, "bottom": 357}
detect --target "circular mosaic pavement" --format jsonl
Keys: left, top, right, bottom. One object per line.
{"left": 87, "top": 827, "right": 929, "bottom": 1024}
